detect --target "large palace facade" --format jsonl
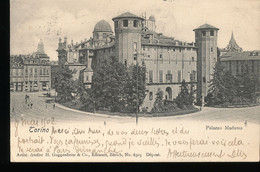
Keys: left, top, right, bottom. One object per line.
{"left": 57, "top": 12, "right": 219, "bottom": 110}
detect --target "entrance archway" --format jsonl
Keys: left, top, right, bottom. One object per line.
{"left": 165, "top": 87, "right": 172, "bottom": 100}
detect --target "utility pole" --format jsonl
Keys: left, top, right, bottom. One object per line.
{"left": 134, "top": 52, "right": 145, "bottom": 125}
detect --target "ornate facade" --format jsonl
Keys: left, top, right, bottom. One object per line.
{"left": 57, "top": 12, "right": 218, "bottom": 110}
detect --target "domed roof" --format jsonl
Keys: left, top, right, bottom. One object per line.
{"left": 94, "top": 20, "right": 112, "bottom": 32}
{"left": 149, "top": 15, "right": 155, "bottom": 20}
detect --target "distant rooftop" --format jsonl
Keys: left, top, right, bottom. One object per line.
{"left": 220, "top": 51, "right": 260, "bottom": 61}
{"left": 193, "top": 23, "right": 219, "bottom": 31}
{"left": 112, "top": 12, "right": 144, "bottom": 21}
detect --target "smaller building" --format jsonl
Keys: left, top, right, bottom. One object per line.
{"left": 220, "top": 51, "right": 260, "bottom": 81}
{"left": 10, "top": 40, "right": 51, "bottom": 92}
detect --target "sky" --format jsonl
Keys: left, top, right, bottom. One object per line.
{"left": 10, "top": 0, "right": 260, "bottom": 61}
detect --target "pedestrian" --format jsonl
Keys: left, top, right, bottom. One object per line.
{"left": 53, "top": 103, "right": 55, "bottom": 109}
{"left": 104, "top": 121, "right": 106, "bottom": 126}
{"left": 12, "top": 107, "right": 14, "bottom": 113}
{"left": 31, "top": 103, "right": 33, "bottom": 109}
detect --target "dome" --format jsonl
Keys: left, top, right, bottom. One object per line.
{"left": 94, "top": 20, "right": 112, "bottom": 32}
{"left": 149, "top": 15, "right": 155, "bottom": 20}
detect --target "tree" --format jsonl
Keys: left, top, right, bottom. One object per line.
{"left": 176, "top": 79, "right": 192, "bottom": 109}
{"left": 238, "top": 72, "right": 257, "bottom": 102}
{"left": 206, "top": 62, "right": 226, "bottom": 105}
{"left": 91, "top": 58, "right": 129, "bottom": 112}
{"left": 91, "top": 59, "right": 146, "bottom": 113}
{"left": 151, "top": 88, "right": 164, "bottom": 112}
{"left": 123, "top": 63, "right": 147, "bottom": 113}
{"left": 53, "top": 65, "right": 74, "bottom": 102}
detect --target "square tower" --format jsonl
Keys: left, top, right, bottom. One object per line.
{"left": 193, "top": 24, "right": 219, "bottom": 104}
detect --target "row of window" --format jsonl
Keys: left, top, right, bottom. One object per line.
{"left": 115, "top": 20, "right": 139, "bottom": 28}
{"left": 145, "top": 54, "right": 195, "bottom": 61}
{"left": 223, "top": 61, "right": 259, "bottom": 74}
{"left": 143, "top": 47, "right": 196, "bottom": 52}
{"left": 148, "top": 70, "right": 196, "bottom": 83}
{"left": 11, "top": 68, "right": 49, "bottom": 76}
{"left": 201, "top": 30, "right": 215, "bottom": 36}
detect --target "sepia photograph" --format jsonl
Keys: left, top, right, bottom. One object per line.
{"left": 10, "top": 0, "right": 260, "bottom": 162}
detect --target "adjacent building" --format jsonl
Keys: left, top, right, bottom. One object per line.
{"left": 219, "top": 33, "right": 260, "bottom": 92}
{"left": 57, "top": 12, "right": 219, "bottom": 110}
{"left": 10, "top": 40, "right": 51, "bottom": 92}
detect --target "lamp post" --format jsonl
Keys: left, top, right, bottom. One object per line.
{"left": 134, "top": 52, "right": 139, "bottom": 125}
{"left": 134, "top": 52, "right": 145, "bottom": 125}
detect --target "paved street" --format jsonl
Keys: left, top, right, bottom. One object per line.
{"left": 10, "top": 91, "right": 260, "bottom": 126}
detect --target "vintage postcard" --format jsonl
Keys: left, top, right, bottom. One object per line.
{"left": 10, "top": 0, "right": 260, "bottom": 162}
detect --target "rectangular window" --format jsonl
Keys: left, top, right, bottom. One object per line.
{"left": 86, "top": 76, "right": 89, "bottom": 81}
{"left": 211, "top": 47, "right": 213, "bottom": 52}
{"left": 133, "top": 42, "right": 137, "bottom": 52}
{"left": 192, "top": 57, "right": 194, "bottom": 62}
{"left": 160, "top": 54, "right": 163, "bottom": 59}
{"left": 21, "top": 69, "right": 23, "bottom": 76}
{"left": 192, "top": 70, "right": 196, "bottom": 81}
{"left": 147, "top": 55, "right": 150, "bottom": 58}
{"left": 133, "top": 20, "right": 138, "bottom": 27}
{"left": 236, "top": 61, "right": 239, "bottom": 73}
{"left": 252, "top": 61, "right": 254, "bottom": 73}
{"left": 179, "top": 48, "right": 181, "bottom": 52}
{"left": 143, "top": 47, "right": 145, "bottom": 51}
{"left": 149, "top": 70, "right": 153, "bottom": 83}
{"left": 103, "top": 33, "right": 107, "bottom": 39}
{"left": 178, "top": 70, "right": 181, "bottom": 82}
{"left": 173, "top": 48, "right": 175, "bottom": 52}
{"left": 123, "top": 20, "right": 128, "bottom": 27}
{"left": 166, "top": 70, "right": 172, "bottom": 82}
{"left": 202, "top": 31, "right": 206, "bottom": 36}
{"left": 16, "top": 69, "right": 18, "bottom": 76}
{"left": 115, "top": 21, "right": 118, "bottom": 28}
{"left": 159, "top": 70, "right": 163, "bottom": 83}
{"left": 149, "top": 92, "right": 153, "bottom": 100}
{"left": 210, "top": 30, "right": 214, "bottom": 36}
{"left": 30, "top": 68, "right": 33, "bottom": 75}
{"left": 40, "top": 68, "right": 42, "bottom": 75}
{"left": 229, "top": 61, "right": 232, "bottom": 72}
{"left": 203, "top": 77, "right": 206, "bottom": 83}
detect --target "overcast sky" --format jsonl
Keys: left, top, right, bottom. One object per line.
{"left": 10, "top": 0, "right": 260, "bottom": 61}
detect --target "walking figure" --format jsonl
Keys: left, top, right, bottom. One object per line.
{"left": 104, "top": 121, "right": 106, "bottom": 126}
{"left": 25, "top": 94, "right": 28, "bottom": 103}
{"left": 12, "top": 107, "right": 14, "bottom": 113}
{"left": 53, "top": 104, "right": 55, "bottom": 109}
{"left": 31, "top": 103, "right": 33, "bottom": 109}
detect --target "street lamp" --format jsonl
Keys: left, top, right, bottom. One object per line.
{"left": 134, "top": 52, "right": 139, "bottom": 125}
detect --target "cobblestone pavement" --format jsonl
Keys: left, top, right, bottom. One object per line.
{"left": 10, "top": 91, "right": 260, "bottom": 126}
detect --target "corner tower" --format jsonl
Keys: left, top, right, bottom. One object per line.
{"left": 112, "top": 12, "right": 144, "bottom": 65}
{"left": 193, "top": 24, "right": 219, "bottom": 103}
